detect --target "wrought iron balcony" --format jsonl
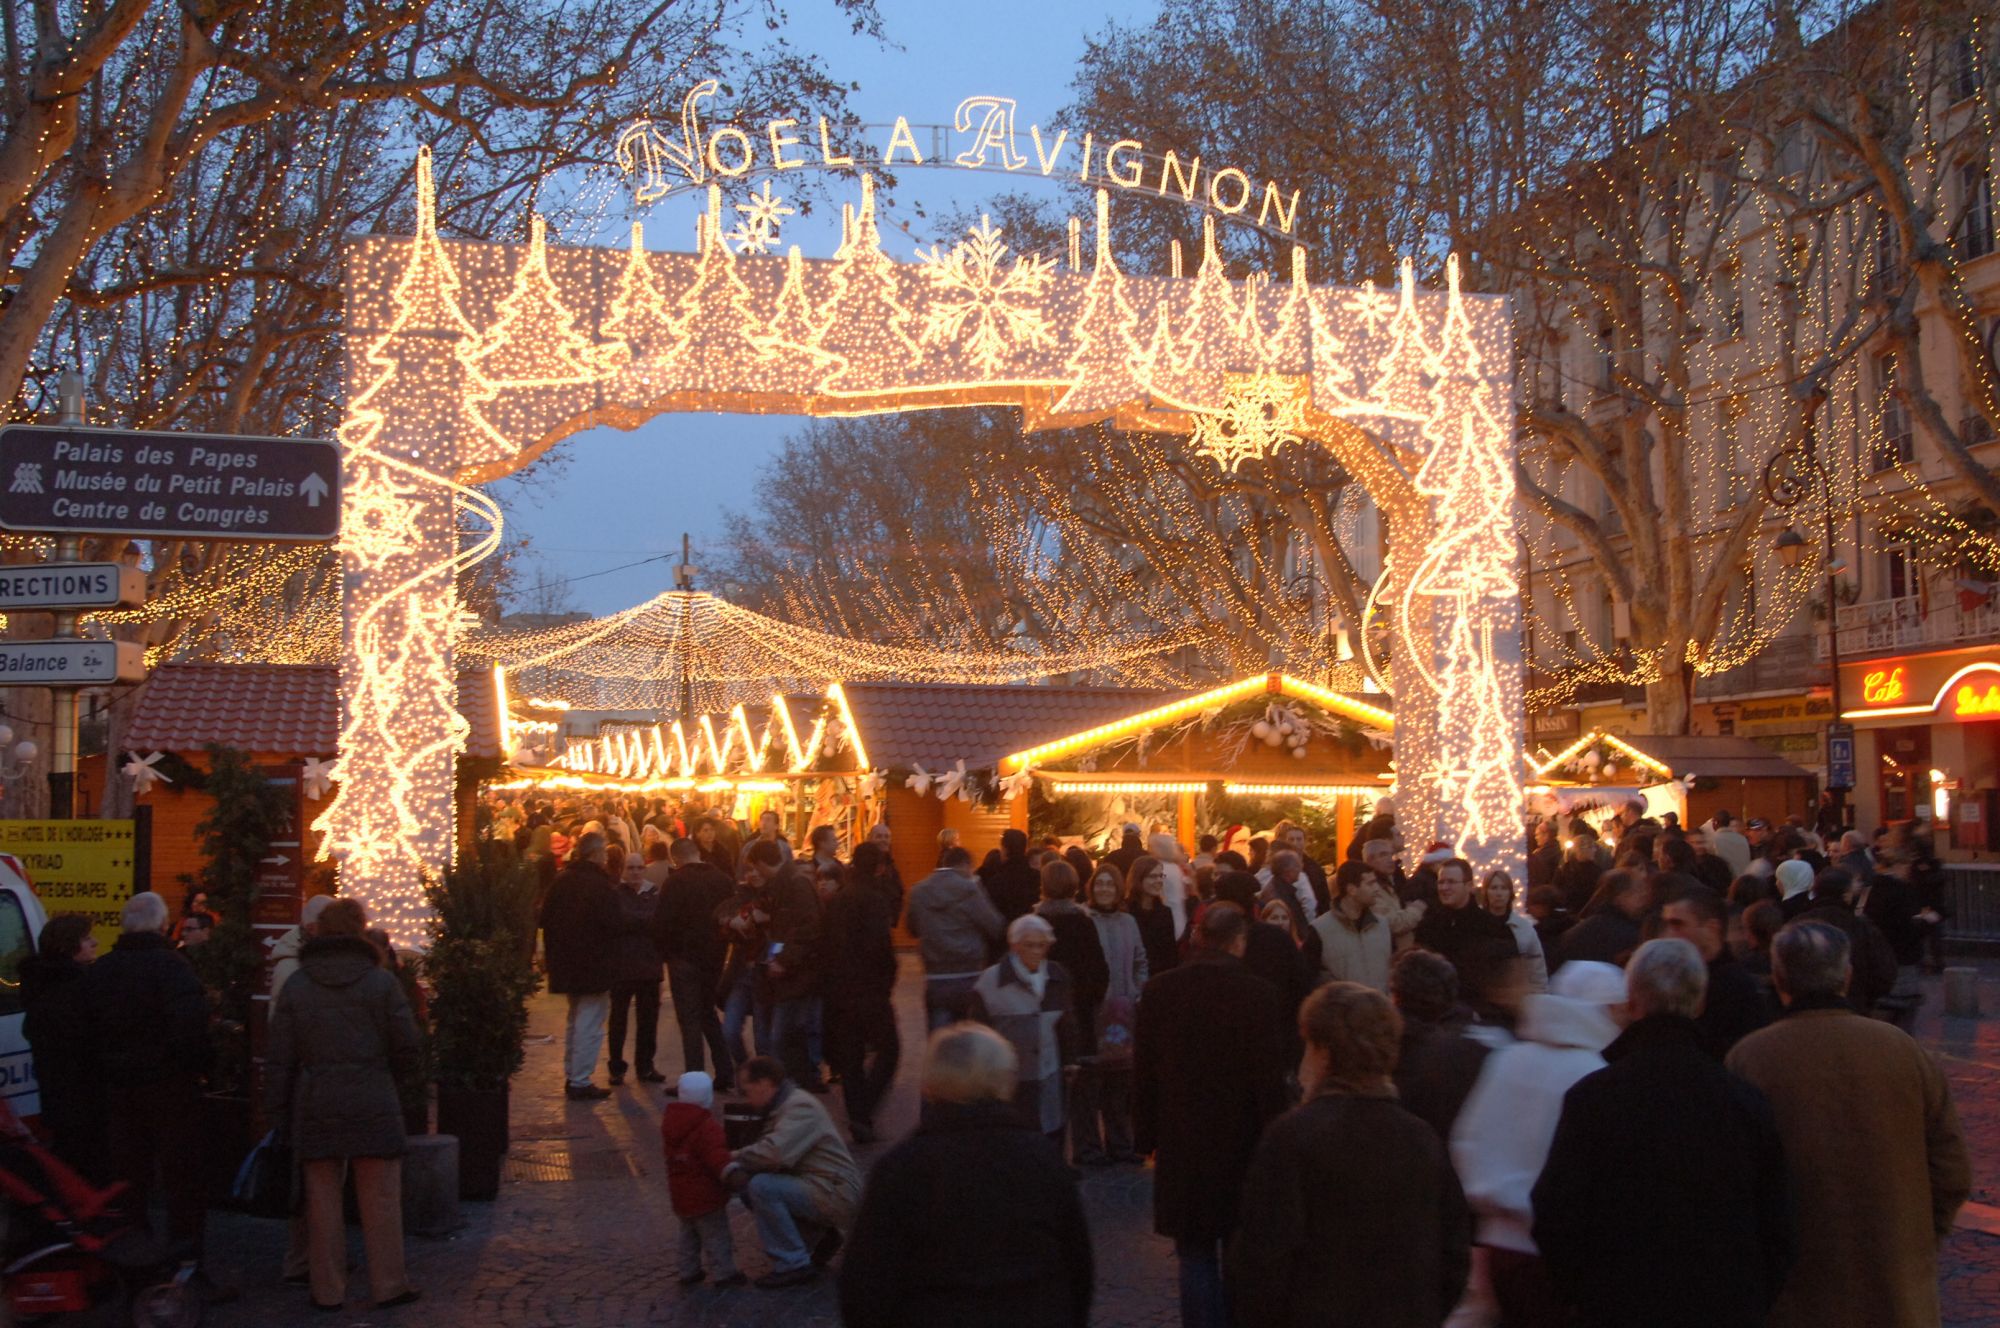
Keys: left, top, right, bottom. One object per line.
{"left": 1815, "top": 594, "right": 2000, "bottom": 660}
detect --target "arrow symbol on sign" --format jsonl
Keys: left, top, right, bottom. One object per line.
{"left": 300, "top": 473, "right": 329, "bottom": 508}
{"left": 262, "top": 853, "right": 290, "bottom": 867}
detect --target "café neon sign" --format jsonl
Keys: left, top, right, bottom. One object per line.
{"left": 1847, "top": 662, "right": 2000, "bottom": 720}
{"left": 616, "top": 87, "right": 1305, "bottom": 236}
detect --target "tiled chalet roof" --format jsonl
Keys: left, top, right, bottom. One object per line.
{"left": 125, "top": 663, "right": 504, "bottom": 760}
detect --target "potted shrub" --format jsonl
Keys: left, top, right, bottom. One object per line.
{"left": 424, "top": 843, "right": 541, "bottom": 1200}
{"left": 182, "top": 745, "right": 290, "bottom": 1202}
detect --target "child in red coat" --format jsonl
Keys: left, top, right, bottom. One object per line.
{"left": 661, "top": 1071, "right": 741, "bottom": 1285}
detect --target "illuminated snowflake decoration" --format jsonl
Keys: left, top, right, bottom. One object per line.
{"left": 727, "top": 181, "right": 793, "bottom": 255}
{"left": 919, "top": 216, "right": 1055, "bottom": 375}
{"left": 1344, "top": 281, "right": 1396, "bottom": 336}
{"left": 341, "top": 467, "right": 425, "bottom": 571}
{"left": 1190, "top": 373, "right": 1309, "bottom": 473}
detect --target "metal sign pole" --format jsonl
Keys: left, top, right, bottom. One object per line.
{"left": 48, "top": 371, "right": 83, "bottom": 819}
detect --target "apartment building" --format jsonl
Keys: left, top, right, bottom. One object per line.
{"left": 1517, "top": 19, "right": 2000, "bottom": 854}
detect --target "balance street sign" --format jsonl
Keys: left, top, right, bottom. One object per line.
{"left": 0, "top": 424, "right": 339, "bottom": 541}
{"left": 0, "top": 639, "right": 144, "bottom": 685}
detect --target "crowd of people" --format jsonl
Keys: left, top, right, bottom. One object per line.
{"left": 20, "top": 888, "right": 424, "bottom": 1311}
{"left": 499, "top": 787, "right": 1974, "bottom": 1326}
{"left": 18, "top": 782, "right": 1975, "bottom": 1323}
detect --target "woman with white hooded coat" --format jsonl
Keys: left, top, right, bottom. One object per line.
{"left": 1447, "top": 961, "right": 1628, "bottom": 1328}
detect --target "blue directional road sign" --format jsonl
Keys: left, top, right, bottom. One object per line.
{"left": 1826, "top": 721, "right": 1856, "bottom": 792}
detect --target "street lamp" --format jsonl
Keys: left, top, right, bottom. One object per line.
{"left": 1763, "top": 423, "right": 1848, "bottom": 828}
{"left": 0, "top": 725, "right": 41, "bottom": 782}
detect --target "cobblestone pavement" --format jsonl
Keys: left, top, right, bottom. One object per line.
{"left": 200, "top": 957, "right": 2000, "bottom": 1327}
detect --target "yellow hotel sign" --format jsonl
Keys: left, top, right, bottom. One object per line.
{"left": 0, "top": 819, "right": 137, "bottom": 952}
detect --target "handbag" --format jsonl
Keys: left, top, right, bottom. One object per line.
{"left": 1095, "top": 996, "right": 1137, "bottom": 1067}
{"left": 231, "top": 1129, "right": 295, "bottom": 1218}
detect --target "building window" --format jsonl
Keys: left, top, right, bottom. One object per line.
{"left": 1884, "top": 543, "right": 1918, "bottom": 601}
{"left": 1954, "top": 34, "right": 1982, "bottom": 103}
{"left": 1965, "top": 315, "right": 1998, "bottom": 442}
{"left": 1873, "top": 209, "right": 1899, "bottom": 291}
{"left": 1960, "top": 160, "right": 1994, "bottom": 260}
{"left": 1596, "top": 320, "right": 1617, "bottom": 395}
{"left": 1717, "top": 265, "right": 1745, "bottom": 340}
{"left": 1875, "top": 350, "right": 1914, "bottom": 470}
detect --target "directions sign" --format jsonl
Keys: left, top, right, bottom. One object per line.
{"left": 0, "top": 639, "right": 143, "bottom": 685}
{"left": 0, "top": 425, "right": 338, "bottom": 540}
{"left": 0, "top": 562, "right": 145, "bottom": 611}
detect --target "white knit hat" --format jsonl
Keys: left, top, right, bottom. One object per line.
{"left": 1549, "top": 960, "right": 1627, "bottom": 1006}
{"left": 676, "top": 1071, "right": 714, "bottom": 1108}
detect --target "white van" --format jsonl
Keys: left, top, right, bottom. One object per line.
{"left": 0, "top": 853, "right": 48, "bottom": 1119}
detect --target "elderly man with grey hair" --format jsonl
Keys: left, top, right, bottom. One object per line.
{"left": 1533, "top": 939, "right": 1793, "bottom": 1328}
{"left": 80, "top": 891, "right": 229, "bottom": 1298}
{"left": 966, "top": 913, "right": 1078, "bottom": 1145}
{"left": 539, "top": 831, "right": 628, "bottom": 1101}
{"left": 1727, "top": 921, "right": 1969, "bottom": 1328}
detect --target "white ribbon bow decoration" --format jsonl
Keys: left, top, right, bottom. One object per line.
{"left": 301, "top": 757, "right": 338, "bottom": 801}
{"left": 904, "top": 764, "right": 935, "bottom": 797}
{"left": 999, "top": 768, "right": 1035, "bottom": 801}
{"left": 934, "top": 759, "right": 969, "bottom": 804}
{"left": 122, "top": 751, "right": 171, "bottom": 796}
{"left": 861, "top": 770, "right": 886, "bottom": 799}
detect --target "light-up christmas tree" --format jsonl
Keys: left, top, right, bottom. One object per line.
{"left": 1363, "top": 260, "right": 1435, "bottom": 421}
{"left": 316, "top": 145, "right": 482, "bottom": 942}
{"left": 1165, "top": 217, "right": 1248, "bottom": 411}
{"left": 1258, "top": 247, "right": 1312, "bottom": 375}
{"left": 1410, "top": 258, "right": 1518, "bottom": 850}
{"left": 602, "top": 221, "right": 681, "bottom": 397}
{"left": 1053, "top": 191, "right": 1144, "bottom": 416}
{"left": 468, "top": 214, "right": 601, "bottom": 446}
{"left": 817, "top": 175, "right": 920, "bottom": 393}
{"left": 659, "top": 185, "right": 771, "bottom": 396}
{"left": 757, "top": 245, "right": 836, "bottom": 394}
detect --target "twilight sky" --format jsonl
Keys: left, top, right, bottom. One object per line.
{"left": 491, "top": 0, "right": 1157, "bottom": 616}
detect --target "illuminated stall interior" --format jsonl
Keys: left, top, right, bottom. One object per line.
{"left": 1531, "top": 729, "right": 1813, "bottom": 830}
{"left": 490, "top": 672, "right": 1396, "bottom": 884}
{"left": 1002, "top": 673, "right": 1396, "bottom": 854}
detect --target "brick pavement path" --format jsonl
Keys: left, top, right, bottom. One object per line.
{"left": 202, "top": 959, "right": 2000, "bottom": 1327}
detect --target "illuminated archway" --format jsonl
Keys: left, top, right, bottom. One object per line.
{"left": 327, "top": 129, "right": 1521, "bottom": 943}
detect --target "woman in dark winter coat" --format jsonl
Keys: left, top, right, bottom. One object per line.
{"left": 839, "top": 1023, "right": 1092, "bottom": 1328}
{"left": 1228, "top": 982, "right": 1470, "bottom": 1328}
{"left": 1125, "top": 856, "right": 1180, "bottom": 983}
{"left": 267, "top": 898, "right": 423, "bottom": 1312}
{"left": 20, "top": 914, "right": 104, "bottom": 1178}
